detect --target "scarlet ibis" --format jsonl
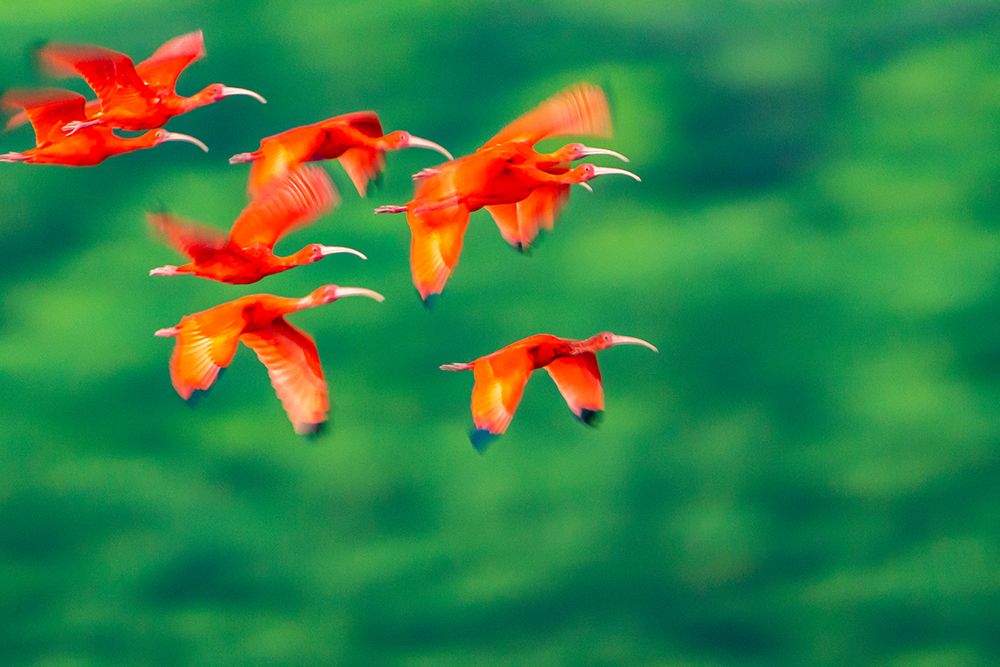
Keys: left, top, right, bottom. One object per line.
{"left": 374, "top": 160, "right": 639, "bottom": 304}
{"left": 148, "top": 165, "right": 365, "bottom": 284}
{"left": 26, "top": 30, "right": 265, "bottom": 134}
{"left": 441, "top": 332, "right": 658, "bottom": 451}
{"left": 155, "top": 284, "right": 385, "bottom": 435}
{"left": 228, "top": 111, "right": 452, "bottom": 198}
{"left": 0, "top": 88, "right": 208, "bottom": 166}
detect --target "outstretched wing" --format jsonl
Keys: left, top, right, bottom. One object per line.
{"left": 37, "top": 43, "right": 150, "bottom": 112}
{"left": 515, "top": 185, "right": 571, "bottom": 246}
{"left": 338, "top": 146, "right": 385, "bottom": 197}
{"left": 544, "top": 353, "right": 604, "bottom": 424}
{"left": 407, "top": 204, "right": 471, "bottom": 302}
{"left": 230, "top": 165, "right": 338, "bottom": 248}
{"left": 135, "top": 30, "right": 206, "bottom": 90}
{"left": 0, "top": 88, "right": 87, "bottom": 145}
{"left": 482, "top": 83, "right": 611, "bottom": 148}
{"left": 469, "top": 347, "right": 535, "bottom": 435}
{"left": 169, "top": 301, "right": 247, "bottom": 400}
{"left": 147, "top": 212, "right": 228, "bottom": 260}
{"left": 325, "top": 110, "right": 384, "bottom": 137}
{"left": 241, "top": 318, "right": 329, "bottom": 435}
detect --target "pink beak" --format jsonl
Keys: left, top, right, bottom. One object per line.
{"left": 592, "top": 166, "right": 641, "bottom": 182}
{"left": 160, "top": 132, "right": 209, "bottom": 152}
{"left": 609, "top": 335, "right": 658, "bottom": 352}
{"left": 220, "top": 86, "right": 267, "bottom": 104}
{"left": 319, "top": 245, "right": 367, "bottom": 260}
{"left": 579, "top": 145, "right": 629, "bottom": 162}
{"left": 334, "top": 286, "right": 385, "bottom": 302}
{"left": 405, "top": 135, "right": 453, "bottom": 160}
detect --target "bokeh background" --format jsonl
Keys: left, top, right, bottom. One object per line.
{"left": 2, "top": 1, "right": 999, "bottom": 664}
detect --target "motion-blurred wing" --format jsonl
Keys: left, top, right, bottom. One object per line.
{"left": 326, "top": 110, "right": 384, "bottom": 137}
{"left": 544, "top": 353, "right": 604, "bottom": 424}
{"left": 483, "top": 83, "right": 611, "bottom": 148}
{"left": 135, "top": 30, "right": 207, "bottom": 90}
{"left": 169, "top": 302, "right": 247, "bottom": 400}
{"left": 515, "top": 185, "right": 571, "bottom": 246}
{"left": 37, "top": 43, "right": 150, "bottom": 112}
{"left": 0, "top": 88, "right": 87, "bottom": 145}
{"left": 338, "top": 146, "right": 385, "bottom": 197}
{"left": 484, "top": 204, "right": 523, "bottom": 248}
{"left": 148, "top": 212, "right": 228, "bottom": 260}
{"left": 230, "top": 165, "right": 338, "bottom": 248}
{"left": 241, "top": 318, "right": 329, "bottom": 435}
{"left": 407, "top": 204, "right": 471, "bottom": 302}
{"left": 470, "top": 347, "right": 534, "bottom": 435}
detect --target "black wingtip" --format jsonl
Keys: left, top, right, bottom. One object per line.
{"left": 421, "top": 292, "right": 439, "bottom": 310}
{"left": 469, "top": 428, "right": 498, "bottom": 453}
{"left": 299, "top": 420, "right": 328, "bottom": 441}
{"left": 577, "top": 408, "right": 603, "bottom": 427}
{"left": 183, "top": 368, "right": 226, "bottom": 407}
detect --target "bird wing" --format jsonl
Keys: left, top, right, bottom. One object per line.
{"left": 37, "top": 43, "right": 150, "bottom": 113}
{"left": 338, "top": 146, "right": 386, "bottom": 197}
{"left": 230, "top": 165, "right": 338, "bottom": 249}
{"left": 241, "top": 317, "right": 329, "bottom": 435}
{"left": 0, "top": 88, "right": 87, "bottom": 145}
{"left": 482, "top": 83, "right": 612, "bottom": 147}
{"left": 484, "top": 204, "right": 523, "bottom": 248}
{"left": 515, "top": 184, "right": 571, "bottom": 246}
{"left": 326, "top": 110, "right": 384, "bottom": 137}
{"left": 135, "top": 30, "right": 206, "bottom": 90}
{"left": 147, "top": 212, "right": 228, "bottom": 260}
{"left": 169, "top": 301, "right": 247, "bottom": 400}
{"left": 408, "top": 204, "right": 471, "bottom": 302}
{"left": 470, "top": 347, "right": 535, "bottom": 435}
{"left": 544, "top": 352, "right": 604, "bottom": 422}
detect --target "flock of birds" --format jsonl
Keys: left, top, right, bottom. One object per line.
{"left": 2, "top": 30, "right": 657, "bottom": 449}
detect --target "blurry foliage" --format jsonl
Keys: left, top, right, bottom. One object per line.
{"left": 1, "top": 1, "right": 999, "bottom": 664}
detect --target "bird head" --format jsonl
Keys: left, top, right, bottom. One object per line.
{"left": 148, "top": 129, "right": 209, "bottom": 152}
{"left": 584, "top": 332, "right": 659, "bottom": 353}
{"left": 384, "top": 130, "right": 453, "bottom": 160}
{"left": 306, "top": 284, "right": 385, "bottom": 306}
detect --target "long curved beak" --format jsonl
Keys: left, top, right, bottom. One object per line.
{"left": 577, "top": 182, "right": 594, "bottom": 192}
{"left": 161, "top": 132, "right": 209, "bottom": 152}
{"left": 593, "top": 166, "right": 641, "bottom": 182}
{"left": 220, "top": 86, "right": 267, "bottom": 104}
{"left": 406, "top": 135, "right": 453, "bottom": 160}
{"left": 610, "top": 335, "right": 658, "bottom": 352}
{"left": 320, "top": 245, "right": 367, "bottom": 260}
{"left": 335, "top": 286, "right": 385, "bottom": 302}
{"left": 579, "top": 146, "right": 629, "bottom": 162}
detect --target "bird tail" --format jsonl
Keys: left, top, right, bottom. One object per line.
{"left": 439, "top": 362, "right": 472, "bottom": 372}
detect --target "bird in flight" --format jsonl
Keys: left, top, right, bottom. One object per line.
{"left": 19, "top": 30, "right": 265, "bottom": 135}
{"left": 155, "top": 284, "right": 385, "bottom": 435}
{"left": 0, "top": 88, "right": 208, "bottom": 166}
{"left": 149, "top": 165, "right": 365, "bottom": 284}
{"left": 441, "top": 331, "right": 658, "bottom": 451}
{"left": 374, "top": 83, "right": 638, "bottom": 304}
{"left": 229, "top": 111, "right": 452, "bottom": 199}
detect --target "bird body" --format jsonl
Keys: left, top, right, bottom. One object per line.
{"left": 229, "top": 111, "right": 452, "bottom": 198}
{"left": 0, "top": 88, "right": 207, "bottom": 166}
{"left": 155, "top": 285, "right": 385, "bottom": 435}
{"left": 28, "top": 31, "right": 265, "bottom": 134}
{"left": 441, "top": 332, "right": 658, "bottom": 450}
{"left": 149, "top": 165, "right": 365, "bottom": 284}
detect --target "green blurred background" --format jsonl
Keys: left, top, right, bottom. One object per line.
{"left": 2, "top": 1, "right": 999, "bottom": 664}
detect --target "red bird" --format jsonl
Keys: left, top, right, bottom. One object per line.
{"left": 148, "top": 165, "right": 365, "bottom": 284}
{"left": 441, "top": 332, "right": 658, "bottom": 451}
{"left": 24, "top": 30, "right": 265, "bottom": 134}
{"left": 228, "top": 111, "right": 453, "bottom": 198}
{"left": 155, "top": 284, "right": 385, "bottom": 435}
{"left": 0, "top": 88, "right": 208, "bottom": 166}
{"left": 374, "top": 83, "right": 638, "bottom": 303}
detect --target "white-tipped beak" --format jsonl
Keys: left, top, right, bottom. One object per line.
{"left": 578, "top": 182, "right": 594, "bottom": 192}
{"left": 162, "top": 132, "right": 209, "bottom": 152}
{"left": 579, "top": 146, "right": 629, "bottom": 162}
{"left": 319, "top": 245, "right": 367, "bottom": 260}
{"left": 335, "top": 287, "right": 385, "bottom": 302}
{"left": 593, "top": 166, "right": 641, "bottom": 182}
{"left": 220, "top": 86, "right": 267, "bottom": 104}
{"left": 405, "top": 135, "right": 453, "bottom": 160}
{"left": 610, "top": 335, "right": 658, "bottom": 352}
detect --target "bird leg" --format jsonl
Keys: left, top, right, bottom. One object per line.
{"left": 0, "top": 152, "right": 27, "bottom": 162}
{"left": 439, "top": 362, "right": 472, "bottom": 371}
{"left": 228, "top": 152, "right": 255, "bottom": 165}
{"left": 373, "top": 205, "right": 407, "bottom": 214}
{"left": 149, "top": 265, "right": 182, "bottom": 276}
{"left": 62, "top": 120, "right": 102, "bottom": 136}
{"left": 154, "top": 327, "right": 179, "bottom": 337}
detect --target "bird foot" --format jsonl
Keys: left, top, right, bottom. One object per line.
{"left": 62, "top": 120, "right": 100, "bottom": 136}
{"left": 0, "top": 152, "right": 26, "bottom": 162}
{"left": 149, "top": 265, "right": 181, "bottom": 277}
{"left": 228, "top": 152, "right": 254, "bottom": 165}
{"left": 373, "top": 205, "right": 406, "bottom": 215}
{"left": 154, "top": 327, "right": 179, "bottom": 337}
{"left": 412, "top": 167, "right": 439, "bottom": 181}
